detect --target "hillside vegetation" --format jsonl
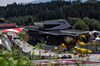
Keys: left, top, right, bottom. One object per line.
{"left": 0, "top": 1, "right": 100, "bottom": 30}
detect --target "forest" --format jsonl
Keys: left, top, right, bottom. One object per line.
{"left": 0, "top": 1, "right": 100, "bottom": 30}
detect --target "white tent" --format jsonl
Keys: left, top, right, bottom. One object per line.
{"left": 95, "top": 37, "right": 100, "bottom": 40}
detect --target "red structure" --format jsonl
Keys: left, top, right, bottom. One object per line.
{"left": 0, "top": 23, "right": 16, "bottom": 29}
{"left": 3, "top": 28, "right": 22, "bottom": 33}
{"left": 0, "top": 23, "right": 16, "bottom": 27}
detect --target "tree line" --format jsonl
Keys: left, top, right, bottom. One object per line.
{"left": 1, "top": 2, "right": 100, "bottom": 20}
{"left": 68, "top": 17, "right": 100, "bottom": 31}
{"left": 0, "top": 1, "right": 100, "bottom": 30}
{"left": 3, "top": 16, "right": 100, "bottom": 31}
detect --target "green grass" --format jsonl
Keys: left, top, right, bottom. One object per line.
{"left": 2, "top": 34, "right": 5, "bottom": 38}
{"left": 0, "top": 49, "right": 33, "bottom": 66}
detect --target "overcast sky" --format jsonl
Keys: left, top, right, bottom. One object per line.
{"left": 0, "top": 0, "right": 36, "bottom": 6}
{"left": 0, "top": 0, "right": 87, "bottom": 6}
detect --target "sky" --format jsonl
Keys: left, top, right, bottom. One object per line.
{"left": 0, "top": 0, "right": 87, "bottom": 6}
{"left": 0, "top": 0, "right": 36, "bottom": 6}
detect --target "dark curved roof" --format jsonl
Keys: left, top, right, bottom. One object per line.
{"left": 34, "top": 19, "right": 71, "bottom": 30}
{"left": 26, "top": 26, "right": 89, "bottom": 36}
{"left": 24, "top": 19, "right": 89, "bottom": 36}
